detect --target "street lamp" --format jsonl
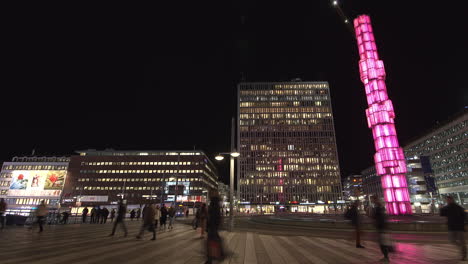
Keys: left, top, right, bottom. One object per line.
{"left": 215, "top": 151, "right": 240, "bottom": 231}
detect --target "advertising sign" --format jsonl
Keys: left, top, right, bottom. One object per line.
{"left": 78, "top": 196, "right": 108, "bottom": 202}
{"left": 8, "top": 170, "right": 66, "bottom": 197}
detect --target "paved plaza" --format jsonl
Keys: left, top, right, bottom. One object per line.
{"left": 0, "top": 220, "right": 466, "bottom": 264}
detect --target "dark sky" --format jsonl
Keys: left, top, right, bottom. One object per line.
{"left": 3, "top": 1, "right": 467, "bottom": 184}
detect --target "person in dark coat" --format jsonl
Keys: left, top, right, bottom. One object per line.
{"left": 371, "top": 196, "right": 391, "bottom": 262}
{"left": 90, "top": 207, "right": 96, "bottom": 224}
{"left": 206, "top": 192, "right": 224, "bottom": 263}
{"left": 61, "top": 211, "right": 70, "bottom": 224}
{"left": 101, "top": 207, "right": 109, "bottom": 224}
{"left": 136, "top": 204, "right": 156, "bottom": 240}
{"left": 96, "top": 206, "right": 102, "bottom": 224}
{"left": 136, "top": 208, "right": 141, "bottom": 221}
{"left": 109, "top": 199, "right": 128, "bottom": 237}
{"left": 345, "top": 200, "right": 364, "bottom": 248}
{"left": 82, "top": 207, "right": 89, "bottom": 223}
{"left": 130, "top": 209, "right": 136, "bottom": 221}
{"left": 441, "top": 196, "right": 467, "bottom": 261}
{"left": 160, "top": 205, "right": 168, "bottom": 230}
{"left": 110, "top": 208, "right": 116, "bottom": 222}
{"left": 0, "top": 198, "right": 6, "bottom": 229}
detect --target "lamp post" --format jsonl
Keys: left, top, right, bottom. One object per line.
{"left": 215, "top": 151, "right": 240, "bottom": 232}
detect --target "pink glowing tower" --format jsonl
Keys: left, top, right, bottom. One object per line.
{"left": 353, "top": 15, "right": 411, "bottom": 215}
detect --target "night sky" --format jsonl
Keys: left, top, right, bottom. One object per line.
{"left": 3, "top": 2, "right": 467, "bottom": 184}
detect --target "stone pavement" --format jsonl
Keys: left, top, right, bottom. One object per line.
{"left": 0, "top": 220, "right": 466, "bottom": 264}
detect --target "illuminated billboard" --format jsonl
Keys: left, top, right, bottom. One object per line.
{"left": 8, "top": 170, "right": 66, "bottom": 197}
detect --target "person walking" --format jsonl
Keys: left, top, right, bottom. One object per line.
{"left": 101, "top": 207, "right": 109, "bottom": 224}
{"left": 345, "top": 200, "right": 365, "bottom": 248}
{"left": 441, "top": 196, "right": 467, "bottom": 261}
{"left": 110, "top": 208, "right": 116, "bottom": 223}
{"left": 206, "top": 192, "right": 225, "bottom": 263}
{"left": 0, "top": 198, "right": 7, "bottom": 229}
{"left": 199, "top": 203, "right": 208, "bottom": 238}
{"left": 136, "top": 204, "right": 156, "bottom": 240}
{"left": 136, "top": 208, "right": 141, "bottom": 221}
{"left": 109, "top": 199, "right": 128, "bottom": 237}
{"left": 185, "top": 209, "right": 189, "bottom": 218}
{"left": 130, "top": 209, "right": 136, "bottom": 221}
{"left": 160, "top": 205, "right": 168, "bottom": 230}
{"left": 168, "top": 206, "right": 176, "bottom": 230}
{"left": 370, "top": 196, "right": 392, "bottom": 262}
{"left": 82, "top": 207, "right": 89, "bottom": 223}
{"left": 154, "top": 205, "right": 161, "bottom": 230}
{"left": 96, "top": 206, "right": 102, "bottom": 224}
{"left": 90, "top": 207, "right": 96, "bottom": 224}
{"left": 35, "top": 200, "right": 48, "bottom": 233}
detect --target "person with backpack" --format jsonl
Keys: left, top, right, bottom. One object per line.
{"left": 345, "top": 200, "right": 364, "bottom": 248}
{"left": 441, "top": 196, "right": 467, "bottom": 261}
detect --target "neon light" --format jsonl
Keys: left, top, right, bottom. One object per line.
{"left": 354, "top": 15, "right": 411, "bottom": 215}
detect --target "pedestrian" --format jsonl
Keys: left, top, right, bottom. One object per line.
{"left": 110, "top": 208, "right": 116, "bottom": 223}
{"left": 206, "top": 191, "right": 225, "bottom": 263}
{"left": 101, "top": 207, "right": 109, "bottom": 224}
{"left": 82, "top": 207, "right": 89, "bottom": 223}
{"left": 90, "top": 207, "right": 96, "bottom": 224}
{"left": 96, "top": 206, "right": 102, "bottom": 224}
{"left": 61, "top": 211, "right": 70, "bottom": 224}
{"left": 136, "top": 204, "right": 156, "bottom": 240}
{"left": 35, "top": 200, "right": 48, "bottom": 233}
{"left": 185, "top": 209, "right": 189, "bottom": 218}
{"left": 136, "top": 208, "right": 141, "bottom": 221}
{"left": 370, "top": 196, "right": 392, "bottom": 262}
{"left": 168, "top": 206, "right": 176, "bottom": 230}
{"left": 154, "top": 205, "right": 161, "bottom": 230}
{"left": 345, "top": 200, "right": 365, "bottom": 248}
{"left": 440, "top": 196, "right": 466, "bottom": 261}
{"left": 160, "top": 204, "right": 168, "bottom": 230}
{"left": 109, "top": 199, "right": 128, "bottom": 237}
{"left": 130, "top": 209, "right": 136, "bottom": 221}
{"left": 0, "top": 198, "right": 7, "bottom": 229}
{"left": 199, "top": 203, "right": 208, "bottom": 238}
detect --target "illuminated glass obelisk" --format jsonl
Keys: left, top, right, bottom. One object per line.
{"left": 354, "top": 15, "right": 411, "bottom": 215}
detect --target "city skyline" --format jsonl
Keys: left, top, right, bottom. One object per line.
{"left": 2, "top": 2, "right": 467, "bottom": 185}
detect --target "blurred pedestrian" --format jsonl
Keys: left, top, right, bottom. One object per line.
{"left": 168, "top": 206, "right": 176, "bottom": 230}
{"left": 110, "top": 208, "right": 116, "bottom": 223}
{"left": 136, "top": 208, "right": 141, "bottom": 221}
{"left": 160, "top": 205, "right": 168, "bottom": 230}
{"left": 185, "top": 209, "right": 189, "bottom": 218}
{"left": 370, "top": 196, "right": 392, "bottom": 262}
{"left": 199, "top": 203, "right": 208, "bottom": 238}
{"left": 154, "top": 205, "right": 161, "bottom": 230}
{"left": 206, "top": 192, "right": 224, "bottom": 263}
{"left": 35, "top": 200, "right": 48, "bottom": 233}
{"left": 101, "top": 207, "right": 109, "bottom": 224}
{"left": 82, "top": 207, "right": 89, "bottom": 223}
{"left": 136, "top": 204, "right": 156, "bottom": 240}
{"left": 96, "top": 206, "right": 102, "bottom": 224}
{"left": 345, "top": 200, "right": 364, "bottom": 248}
{"left": 441, "top": 196, "right": 466, "bottom": 261}
{"left": 90, "top": 207, "right": 96, "bottom": 224}
{"left": 61, "top": 211, "right": 70, "bottom": 224}
{"left": 109, "top": 199, "right": 128, "bottom": 237}
{"left": 0, "top": 198, "right": 7, "bottom": 229}
{"left": 130, "top": 209, "right": 136, "bottom": 221}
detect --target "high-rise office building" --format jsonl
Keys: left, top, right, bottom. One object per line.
{"left": 238, "top": 81, "right": 342, "bottom": 214}
{"left": 62, "top": 149, "right": 218, "bottom": 211}
{"left": 404, "top": 109, "right": 468, "bottom": 205}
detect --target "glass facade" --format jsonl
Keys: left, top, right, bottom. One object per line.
{"left": 238, "top": 82, "right": 342, "bottom": 211}
{"left": 404, "top": 110, "right": 468, "bottom": 204}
